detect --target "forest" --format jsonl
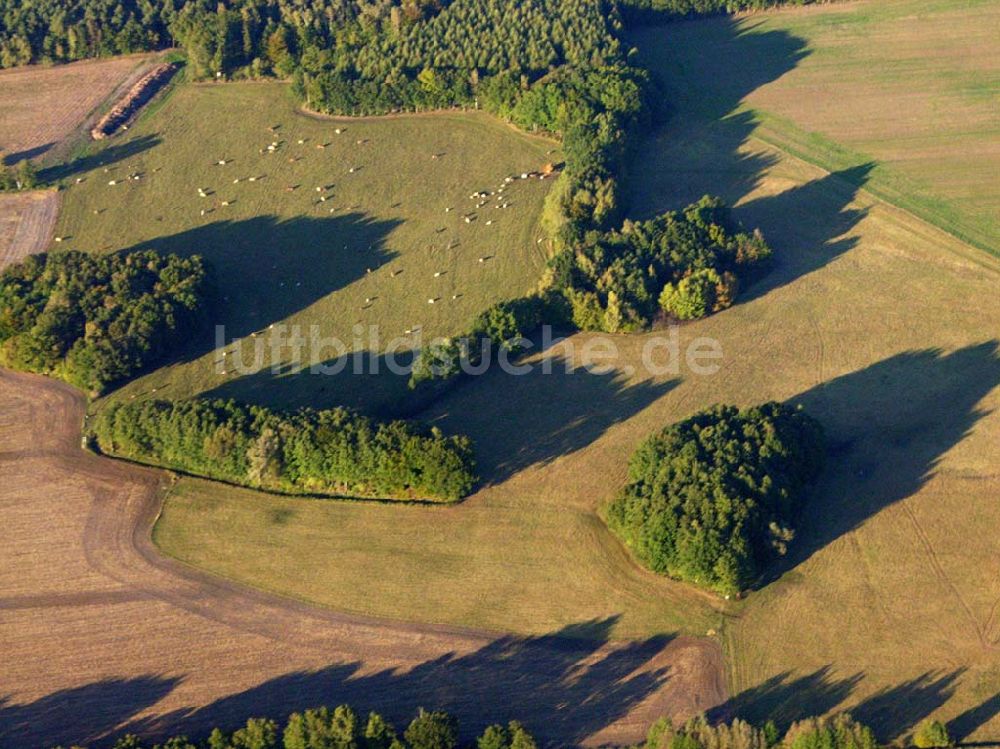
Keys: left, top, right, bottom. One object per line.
{"left": 91, "top": 395, "right": 477, "bottom": 501}
{"left": 0, "top": 250, "right": 210, "bottom": 393}
{"left": 604, "top": 402, "right": 826, "bottom": 594}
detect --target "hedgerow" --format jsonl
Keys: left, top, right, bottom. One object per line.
{"left": 91, "top": 396, "right": 477, "bottom": 501}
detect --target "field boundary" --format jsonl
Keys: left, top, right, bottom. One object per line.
{"left": 0, "top": 366, "right": 728, "bottom": 748}
{"left": 744, "top": 109, "right": 1000, "bottom": 260}
{"left": 741, "top": 132, "right": 1000, "bottom": 274}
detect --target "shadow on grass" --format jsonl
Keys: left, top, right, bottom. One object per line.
{"left": 117, "top": 212, "right": 400, "bottom": 367}
{"left": 949, "top": 691, "right": 1000, "bottom": 743}
{"left": 40, "top": 133, "right": 162, "bottom": 183}
{"left": 199, "top": 347, "right": 414, "bottom": 417}
{"left": 778, "top": 342, "right": 1000, "bottom": 582}
{"left": 709, "top": 666, "right": 863, "bottom": 730}
{"left": 626, "top": 19, "right": 875, "bottom": 303}
{"left": 0, "top": 676, "right": 180, "bottom": 749}
{"left": 627, "top": 18, "right": 808, "bottom": 216}
{"left": 420, "top": 350, "right": 680, "bottom": 485}
{"left": 852, "top": 670, "right": 965, "bottom": 741}
{"left": 711, "top": 667, "right": 966, "bottom": 742}
{"left": 2, "top": 618, "right": 680, "bottom": 748}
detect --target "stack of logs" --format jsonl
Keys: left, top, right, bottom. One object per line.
{"left": 91, "top": 62, "right": 178, "bottom": 140}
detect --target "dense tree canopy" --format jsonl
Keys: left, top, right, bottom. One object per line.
{"left": 0, "top": 250, "right": 210, "bottom": 393}
{"left": 605, "top": 402, "right": 825, "bottom": 594}
{"left": 91, "top": 396, "right": 477, "bottom": 501}
{"left": 549, "top": 195, "right": 772, "bottom": 332}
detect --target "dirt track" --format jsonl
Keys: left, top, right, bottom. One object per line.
{"left": 0, "top": 369, "right": 726, "bottom": 749}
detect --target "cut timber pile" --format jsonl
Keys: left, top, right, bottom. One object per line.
{"left": 91, "top": 62, "right": 177, "bottom": 140}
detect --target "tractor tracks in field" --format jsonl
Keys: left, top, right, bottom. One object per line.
{"left": 897, "top": 502, "right": 992, "bottom": 650}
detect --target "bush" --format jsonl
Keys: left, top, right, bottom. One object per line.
{"left": 404, "top": 709, "right": 458, "bottom": 749}
{"left": 784, "top": 714, "right": 877, "bottom": 749}
{"left": 913, "top": 720, "right": 951, "bottom": 749}
{"left": 0, "top": 250, "right": 210, "bottom": 393}
{"left": 605, "top": 402, "right": 825, "bottom": 594}
{"left": 659, "top": 268, "right": 722, "bottom": 320}
{"left": 645, "top": 716, "right": 776, "bottom": 749}
{"left": 91, "top": 397, "right": 477, "bottom": 502}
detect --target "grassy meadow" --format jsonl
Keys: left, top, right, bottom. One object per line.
{"left": 157, "top": 132, "right": 1000, "bottom": 735}
{"left": 628, "top": 0, "right": 1000, "bottom": 255}
{"left": 104, "top": 0, "right": 1000, "bottom": 738}
{"left": 53, "top": 81, "right": 557, "bottom": 415}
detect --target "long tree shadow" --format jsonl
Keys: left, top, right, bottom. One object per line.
{"left": 39, "top": 133, "right": 162, "bottom": 183}
{"left": 949, "top": 690, "right": 1000, "bottom": 742}
{"left": 625, "top": 18, "right": 874, "bottom": 302}
{"left": 626, "top": 17, "right": 808, "bottom": 216}
{"left": 735, "top": 162, "right": 874, "bottom": 301}
{"left": 852, "top": 670, "right": 965, "bottom": 741}
{"left": 200, "top": 346, "right": 416, "bottom": 417}
{"left": 3, "top": 142, "right": 56, "bottom": 165}
{"left": 90, "top": 618, "right": 680, "bottom": 748}
{"left": 200, "top": 345, "right": 678, "bottom": 484}
{"left": 709, "top": 667, "right": 966, "bottom": 742}
{"left": 772, "top": 342, "right": 1000, "bottom": 582}
{"left": 708, "top": 666, "right": 863, "bottom": 730}
{"left": 116, "top": 213, "right": 399, "bottom": 368}
{"left": 0, "top": 675, "right": 181, "bottom": 749}
{"left": 419, "top": 351, "right": 680, "bottom": 485}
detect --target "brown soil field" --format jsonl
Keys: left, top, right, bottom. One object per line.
{"left": 0, "top": 369, "right": 726, "bottom": 749}
{"left": 0, "top": 189, "right": 60, "bottom": 269}
{"left": 0, "top": 55, "right": 154, "bottom": 166}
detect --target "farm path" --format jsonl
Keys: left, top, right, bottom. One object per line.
{"left": 0, "top": 369, "right": 726, "bottom": 749}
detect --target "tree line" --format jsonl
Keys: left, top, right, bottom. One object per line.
{"left": 90, "top": 394, "right": 477, "bottom": 501}
{"left": 53, "top": 704, "right": 538, "bottom": 749}
{"left": 604, "top": 401, "right": 825, "bottom": 595}
{"left": 51, "top": 705, "right": 957, "bottom": 749}
{"left": 0, "top": 250, "right": 210, "bottom": 394}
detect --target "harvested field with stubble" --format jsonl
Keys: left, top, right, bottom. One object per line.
{"left": 0, "top": 54, "right": 154, "bottom": 165}
{"left": 0, "top": 189, "right": 59, "bottom": 268}
{"left": 0, "top": 369, "right": 725, "bottom": 749}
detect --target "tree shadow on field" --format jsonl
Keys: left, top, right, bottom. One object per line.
{"left": 94, "top": 617, "right": 680, "bottom": 748}
{"left": 949, "top": 690, "right": 1000, "bottom": 742}
{"left": 770, "top": 342, "right": 1000, "bottom": 584}
{"left": 709, "top": 666, "right": 863, "bottom": 730}
{"left": 39, "top": 133, "right": 162, "bottom": 182}
{"left": 710, "top": 667, "right": 966, "bottom": 741}
{"left": 735, "top": 162, "right": 874, "bottom": 301}
{"left": 626, "top": 17, "right": 807, "bottom": 215}
{"left": 421, "top": 349, "right": 680, "bottom": 485}
{"left": 3, "top": 142, "right": 56, "bottom": 165}
{"left": 852, "top": 670, "right": 965, "bottom": 741}
{"left": 201, "top": 346, "right": 415, "bottom": 417}
{"left": 0, "top": 675, "right": 180, "bottom": 749}
{"left": 117, "top": 212, "right": 400, "bottom": 368}
{"left": 626, "top": 19, "right": 874, "bottom": 303}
